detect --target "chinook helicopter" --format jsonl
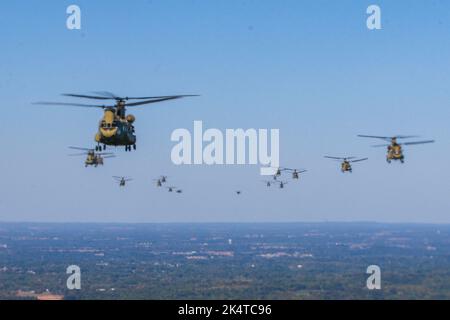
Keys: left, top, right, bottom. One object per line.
{"left": 113, "top": 176, "right": 132, "bottom": 187}
{"left": 281, "top": 168, "right": 307, "bottom": 180}
{"left": 154, "top": 176, "right": 169, "bottom": 187}
{"left": 35, "top": 92, "right": 198, "bottom": 151}
{"left": 278, "top": 181, "right": 288, "bottom": 189}
{"left": 324, "top": 156, "right": 368, "bottom": 173}
{"left": 68, "top": 146, "right": 115, "bottom": 167}
{"left": 263, "top": 180, "right": 273, "bottom": 187}
{"left": 167, "top": 186, "right": 182, "bottom": 193}
{"left": 358, "top": 135, "right": 435, "bottom": 163}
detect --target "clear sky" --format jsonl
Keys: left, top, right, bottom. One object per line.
{"left": 1, "top": 0, "right": 449, "bottom": 223}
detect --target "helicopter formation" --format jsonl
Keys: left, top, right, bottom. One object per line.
{"left": 154, "top": 176, "right": 183, "bottom": 193}
{"left": 36, "top": 91, "right": 435, "bottom": 194}
{"left": 260, "top": 167, "right": 308, "bottom": 190}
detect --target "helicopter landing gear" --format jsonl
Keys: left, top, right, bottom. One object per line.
{"left": 124, "top": 145, "right": 136, "bottom": 152}
{"left": 386, "top": 158, "right": 391, "bottom": 164}
{"left": 400, "top": 159, "right": 405, "bottom": 164}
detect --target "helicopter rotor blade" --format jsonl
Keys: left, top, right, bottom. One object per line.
{"left": 62, "top": 93, "right": 112, "bottom": 100}
{"left": 34, "top": 102, "right": 108, "bottom": 108}
{"left": 396, "top": 135, "right": 420, "bottom": 139}
{"left": 358, "top": 134, "right": 419, "bottom": 140}
{"left": 350, "top": 158, "right": 368, "bottom": 163}
{"left": 357, "top": 135, "right": 391, "bottom": 140}
{"left": 125, "top": 95, "right": 199, "bottom": 107}
{"left": 90, "top": 91, "right": 119, "bottom": 99}
{"left": 90, "top": 92, "right": 199, "bottom": 101}
{"left": 68, "top": 153, "right": 88, "bottom": 156}
{"left": 372, "top": 144, "right": 390, "bottom": 148}
{"left": 402, "top": 140, "right": 435, "bottom": 146}
{"left": 325, "top": 156, "right": 358, "bottom": 162}
{"left": 68, "top": 146, "right": 93, "bottom": 151}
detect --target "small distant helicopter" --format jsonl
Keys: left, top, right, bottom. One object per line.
{"left": 273, "top": 167, "right": 282, "bottom": 179}
{"left": 263, "top": 180, "right": 273, "bottom": 187}
{"left": 167, "top": 186, "right": 182, "bottom": 193}
{"left": 153, "top": 176, "right": 168, "bottom": 187}
{"left": 113, "top": 176, "right": 132, "bottom": 187}
{"left": 324, "top": 156, "right": 368, "bottom": 173}
{"left": 281, "top": 168, "right": 307, "bottom": 180}
{"left": 68, "top": 147, "right": 115, "bottom": 167}
{"left": 358, "top": 135, "right": 434, "bottom": 163}
{"left": 270, "top": 167, "right": 306, "bottom": 180}
{"left": 236, "top": 190, "right": 242, "bottom": 195}
{"left": 159, "top": 176, "right": 168, "bottom": 183}
{"left": 277, "top": 181, "right": 288, "bottom": 189}
{"left": 35, "top": 92, "right": 198, "bottom": 152}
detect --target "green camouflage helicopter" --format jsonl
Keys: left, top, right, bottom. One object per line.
{"left": 113, "top": 176, "right": 132, "bottom": 187}
{"left": 36, "top": 92, "right": 198, "bottom": 152}
{"left": 324, "top": 156, "right": 368, "bottom": 173}
{"left": 68, "top": 146, "right": 115, "bottom": 167}
{"left": 358, "top": 135, "right": 434, "bottom": 163}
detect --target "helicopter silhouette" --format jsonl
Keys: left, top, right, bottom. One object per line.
{"left": 324, "top": 156, "right": 368, "bottom": 173}
{"left": 358, "top": 135, "right": 434, "bottom": 163}
{"left": 113, "top": 176, "right": 132, "bottom": 187}
{"left": 68, "top": 146, "right": 115, "bottom": 167}
{"left": 154, "top": 176, "right": 168, "bottom": 187}
{"left": 35, "top": 92, "right": 198, "bottom": 152}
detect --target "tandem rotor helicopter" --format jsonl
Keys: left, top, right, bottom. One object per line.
{"left": 35, "top": 92, "right": 198, "bottom": 152}
{"left": 68, "top": 146, "right": 115, "bottom": 167}
{"left": 324, "top": 156, "right": 368, "bottom": 173}
{"left": 358, "top": 135, "right": 435, "bottom": 163}
{"left": 113, "top": 176, "right": 133, "bottom": 187}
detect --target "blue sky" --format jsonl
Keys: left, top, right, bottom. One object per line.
{"left": 0, "top": 0, "right": 449, "bottom": 222}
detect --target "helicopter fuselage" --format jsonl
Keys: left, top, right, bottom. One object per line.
{"left": 95, "top": 108, "right": 136, "bottom": 150}
{"left": 84, "top": 153, "right": 104, "bottom": 167}
{"left": 341, "top": 161, "right": 352, "bottom": 173}
{"left": 386, "top": 143, "right": 404, "bottom": 163}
